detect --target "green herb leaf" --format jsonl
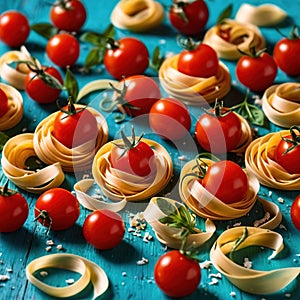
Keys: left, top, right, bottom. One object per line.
{"left": 156, "top": 197, "right": 179, "bottom": 217}
{"left": 103, "top": 23, "right": 115, "bottom": 39}
{"left": 64, "top": 68, "right": 79, "bottom": 102}
{"left": 0, "top": 132, "right": 9, "bottom": 151}
{"left": 80, "top": 32, "right": 107, "bottom": 46}
{"left": 150, "top": 46, "right": 165, "bottom": 72}
{"left": 84, "top": 47, "right": 105, "bottom": 69}
{"left": 31, "top": 23, "right": 59, "bottom": 40}
{"left": 217, "top": 3, "right": 233, "bottom": 24}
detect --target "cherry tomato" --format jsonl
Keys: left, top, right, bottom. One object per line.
{"left": 274, "top": 127, "right": 300, "bottom": 174}
{"left": 53, "top": 105, "right": 99, "bottom": 149}
{"left": 0, "top": 181, "right": 28, "bottom": 232}
{"left": 34, "top": 188, "right": 80, "bottom": 231}
{"left": 178, "top": 43, "right": 219, "bottom": 78}
{"left": 149, "top": 97, "right": 191, "bottom": 141}
{"left": 50, "top": 0, "right": 87, "bottom": 32}
{"left": 195, "top": 105, "right": 242, "bottom": 153}
{"left": 104, "top": 37, "right": 149, "bottom": 80}
{"left": 83, "top": 209, "right": 125, "bottom": 250}
{"left": 110, "top": 129, "right": 156, "bottom": 177}
{"left": 115, "top": 75, "right": 161, "bottom": 117}
{"left": 169, "top": 0, "right": 209, "bottom": 36}
{"left": 291, "top": 195, "right": 300, "bottom": 231}
{"left": 273, "top": 27, "right": 300, "bottom": 76}
{"left": 25, "top": 66, "right": 63, "bottom": 104}
{"left": 202, "top": 160, "right": 249, "bottom": 204}
{"left": 0, "top": 11, "right": 30, "bottom": 47}
{"left": 154, "top": 250, "right": 201, "bottom": 297}
{"left": 46, "top": 33, "right": 80, "bottom": 68}
{"left": 0, "top": 88, "right": 9, "bottom": 118}
{"left": 236, "top": 49, "right": 277, "bottom": 92}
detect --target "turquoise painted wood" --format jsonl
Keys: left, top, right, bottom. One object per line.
{"left": 0, "top": 0, "right": 299, "bottom": 299}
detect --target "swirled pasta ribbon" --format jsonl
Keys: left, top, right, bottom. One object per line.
{"left": 235, "top": 4, "right": 287, "bottom": 27}
{"left": 159, "top": 55, "right": 231, "bottom": 105}
{"left": 92, "top": 138, "right": 173, "bottom": 202}
{"left": 245, "top": 131, "right": 300, "bottom": 190}
{"left": 111, "top": 0, "right": 164, "bottom": 32}
{"left": 26, "top": 253, "right": 109, "bottom": 299}
{"left": 0, "top": 46, "right": 33, "bottom": 90}
{"left": 203, "top": 19, "right": 265, "bottom": 60}
{"left": 210, "top": 226, "right": 300, "bottom": 294}
{"left": 1, "top": 133, "right": 64, "bottom": 193}
{"left": 262, "top": 83, "right": 300, "bottom": 128}
{"left": 144, "top": 197, "right": 216, "bottom": 249}
{"left": 0, "top": 83, "right": 23, "bottom": 131}
{"left": 33, "top": 105, "right": 108, "bottom": 172}
{"left": 179, "top": 159, "right": 259, "bottom": 220}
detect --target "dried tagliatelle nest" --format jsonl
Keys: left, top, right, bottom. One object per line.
{"left": 179, "top": 159, "right": 259, "bottom": 220}
{"left": 92, "top": 138, "right": 173, "bottom": 202}
{"left": 110, "top": 0, "right": 164, "bottom": 32}
{"left": 245, "top": 130, "right": 300, "bottom": 190}
{"left": 159, "top": 55, "right": 231, "bottom": 105}
{"left": 0, "top": 46, "right": 34, "bottom": 90}
{"left": 1, "top": 133, "right": 65, "bottom": 193}
{"left": 143, "top": 197, "right": 216, "bottom": 249}
{"left": 203, "top": 19, "right": 265, "bottom": 60}
{"left": 0, "top": 83, "right": 23, "bottom": 131}
{"left": 33, "top": 105, "right": 108, "bottom": 172}
{"left": 262, "top": 83, "right": 300, "bottom": 128}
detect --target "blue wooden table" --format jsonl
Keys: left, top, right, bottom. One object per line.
{"left": 0, "top": 0, "right": 299, "bottom": 299}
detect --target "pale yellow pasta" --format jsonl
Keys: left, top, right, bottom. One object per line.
{"left": 203, "top": 19, "right": 265, "bottom": 60}
{"left": 159, "top": 55, "right": 231, "bottom": 105}
{"left": 262, "top": 83, "right": 300, "bottom": 128}
{"left": 245, "top": 131, "right": 300, "bottom": 190}
{"left": 110, "top": 0, "right": 164, "bottom": 32}
{"left": 92, "top": 138, "right": 173, "bottom": 202}
{"left": 0, "top": 83, "right": 23, "bottom": 131}
{"left": 33, "top": 105, "right": 108, "bottom": 172}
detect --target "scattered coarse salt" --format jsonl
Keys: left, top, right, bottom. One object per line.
{"left": 143, "top": 232, "right": 153, "bottom": 243}
{"left": 285, "top": 293, "right": 292, "bottom": 298}
{"left": 268, "top": 191, "right": 272, "bottom": 197}
{"left": 230, "top": 291, "right": 236, "bottom": 297}
{"left": 45, "top": 246, "right": 52, "bottom": 252}
{"left": 233, "top": 222, "right": 242, "bottom": 227}
{"left": 136, "top": 257, "right": 149, "bottom": 265}
{"left": 178, "top": 155, "right": 186, "bottom": 161}
{"left": 46, "top": 240, "right": 55, "bottom": 246}
{"left": 82, "top": 174, "right": 90, "bottom": 180}
{"left": 40, "top": 271, "right": 48, "bottom": 277}
{"left": 254, "top": 98, "right": 262, "bottom": 106}
{"left": 121, "top": 281, "right": 126, "bottom": 286}
{"left": 6, "top": 268, "right": 12, "bottom": 273}
{"left": 200, "top": 260, "right": 212, "bottom": 269}
{"left": 0, "top": 275, "right": 10, "bottom": 281}
{"left": 296, "top": 254, "right": 300, "bottom": 257}
{"left": 208, "top": 273, "right": 222, "bottom": 279}
{"left": 243, "top": 257, "right": 252, "bottom": 269}
{"left": 253, "top": 212, "right": 270, "bottom": 227}
{"left": 278, "top": 197, "right": 284, "bottom": 204}
{"left": 122, "top": 272, "right": 127, "bottom": 277}
{"left": 56, "top": 244, "right": 63, "bottom": 251}
{"left": 279, "top": 224, "right": 287, "bottom": 231}
{"left": 65, "top": 278, "right": 75, "bottom": 284}
{"left": 208, "top": 277, "right": 219, "bottom": 285}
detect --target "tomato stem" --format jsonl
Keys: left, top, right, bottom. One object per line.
{"left": 0, "top": 180, "right": 17, "bottom": 197}
{"left": 34, "top": 208, "right": 52, "bottom": 234}
{"left": 106, "top": 37, "right": 120, "bottom": 50}
{"left": 171, "top": 1, "right": 189, "bottom": 23}
{"left": 177, "top": 35, "right": 199, "bottom": 51}
{"left": 281, "top": 125, "right": 300, "bottom": 155}
{"left": 276, "top": 25, "right": 300, "bottom": 40}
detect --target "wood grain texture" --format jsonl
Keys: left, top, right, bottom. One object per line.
{"left": 1, "top": 0, "right": 300, "bottom": 299}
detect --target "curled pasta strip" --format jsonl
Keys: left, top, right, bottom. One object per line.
{"left": 1, "top": 133, "right": 64, "bottom": 193}
{"left": 26, "top": 253, "right": 109, "bottom": 299}
{"left": 110, "top": 0, "right": 164, "bottom": 32}
{"left": 143, "top": 197, "right": 216, "bottom": 249}
{"left": 203, "top": 19, "right": 265, "bottom": 60}
{"left": 33, "top": 105, "right": 108, "bottom": 172}
{"left": 74, "top": 179, "right": 127, "bottom": 212}
{"left": 92, "top": 138, "right": 173, "bottom": 202}
{"left": 159, "top": 55, "right": 231, "bottom": 105}
{"left": 262, "top": 83, "right": 300, "bottom": 128}
{"left": 0, "top": 83, "right": 23, "bottom": 131}
{"left": 0, "top": 46, "right": 33, "bottom": 90}
{"left": 245, "top": 131, "right": 300, "bottom": 190}
{"left": 210, "top": 226, "right": 300, "bottom": 294}
{"left": 179, "top": 159, "right": 259, "bottom": 220}
{"left": 235, "top": 4, "right": 287, "bottom": 27}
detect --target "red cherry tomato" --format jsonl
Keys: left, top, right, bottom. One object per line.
{"left": 236, "top": 49, "right": 277, "bottom": 92}
{"left": 149, "top": 97, "right": 191, "bottom": 141}
{"left": 154, "top": 250, "right": 201, "bottom": 297}
{"left": 52, "top": 105, "right": 99, "bottom": 149}
{"left": 34, "top": 188, "right": 80, "bottom": 231}
{"left": 110, "top": 136, "right": 155, "bottom": 177}
{"left": 25, "top": 66, "right": 63, "bottom": 104}
{"left": 83, "top": 209, "right": 125, "bottom": 250}
{"left": 50, "top": 0, "right": 87, "bottom": 32}
{"left": 202, "top": 160, "right": 249, "bottom": 204}
{"left": 274, "top": 127, "right": 300, "bottom": 174}
{"left": 116, "top": 75, "right": 161, "bottom": 117}
{"left": 195, "top": 106, "right": 242, "bottom": 153}
{"left": 0, "top": 182, "right": 28, "bottom": 232}
{"left": 0, "top": 11, "right": 30, "bottom": 47}
{"left": 104, "top": 37, "right": 149, "bottom": 80}
{"left": 291, "top": 195, "right": 300, "bottom": 231}
{"left": 0, "top": 88, "right": 9, "bottom": 118}
{"left": 273, "top": 31, "right": 300, "bottom": 76}
{"left": 46, "top": 33, "right": 80, "bottom": 68}
{"left": 178, "top": 43, "right": 219, "bottom": 78}
{"left": 169, "top": 0, "right": 209, "bottom": 36}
